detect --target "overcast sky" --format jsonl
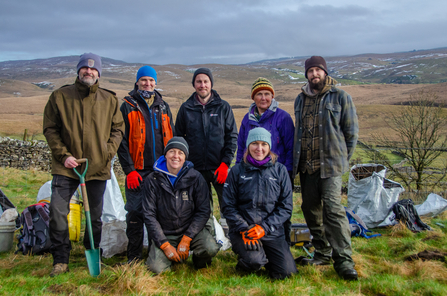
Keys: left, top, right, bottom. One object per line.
{"left": 1, "top": 0, "right": 446, "bottom": 65}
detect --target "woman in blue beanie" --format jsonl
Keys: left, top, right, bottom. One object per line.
{"left": 222, "top": 127, "right": 297, "bottom": 279}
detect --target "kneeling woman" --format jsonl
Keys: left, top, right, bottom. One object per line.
{"left": 142, "top": 137, "right": 220, "bottom": 274}
{"left": 222, "top": 127, "right": 297, "bottom": 279}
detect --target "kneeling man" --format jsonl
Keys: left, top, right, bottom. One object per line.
{"left": 142, "top": 137, "right": 221, "bottom": 274}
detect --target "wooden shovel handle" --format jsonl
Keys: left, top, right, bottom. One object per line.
{"left": 75, "top": 158, "right": 87, "bottom": 164}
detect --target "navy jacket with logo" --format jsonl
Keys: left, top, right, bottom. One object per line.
{"left": 142, "top": 157, "right": 211, "bottom": 248}
{"left": 222, "top": 160, "right": 293, "bottom": 239}
{"left": 175, "top": 90, "right": 238, "bottom": 170}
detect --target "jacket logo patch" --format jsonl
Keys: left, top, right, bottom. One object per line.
{"left": 240, "top": 175, "right": 252, "bottom": 180}
{"left": 210, "top": 114, "right": 218, "bottom": 117}
{"left": 182, "top": 191, "right": 189, "bottom": 201}
{"left": 269, "top": 177, "right": 277, "bottom": 181}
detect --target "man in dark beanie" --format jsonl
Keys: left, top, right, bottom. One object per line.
{"left": 175, "top": 67, "right": 238, "bottom": 235}
{"left": 142, "top": 137, "right": 221, "bottom": 273}
{"left": 292, "top": 56, "right": 359, "bottom": 280}
{"left": 43, "top": 53, "right": 124, "bottom": 276}
{"left": 117, "top": 65, "right": 174, "bottom": 264}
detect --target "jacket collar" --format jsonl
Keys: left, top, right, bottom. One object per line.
{"left": 248, "top": 99, "right": 278, "bottom": 122}
{"left": 75, "top": 77, "right": 99, "bottom": 97}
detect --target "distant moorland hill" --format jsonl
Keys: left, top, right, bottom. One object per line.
{"left": 0, "top": 47, "right": 447, "bottom": 142}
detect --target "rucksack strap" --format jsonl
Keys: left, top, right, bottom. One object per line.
{"left": 35, "top": 204, "right": 50, "bottom": 228}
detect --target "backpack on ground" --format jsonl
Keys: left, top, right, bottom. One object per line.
{"left": 16, "top": 202, "right": 52, "bottom": 255}
{"left": 392, "top": 199, "right": 431, "bottom": 232}
{"left": 345, "top": 207, "right": 381, "bottom": 239}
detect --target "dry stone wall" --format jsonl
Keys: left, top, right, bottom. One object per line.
{"left": 0, "top": 137, "right": 124, "bottom": 175}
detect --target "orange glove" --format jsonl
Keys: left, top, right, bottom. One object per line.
{"left": 177, "top": 235, "right": 192, "bottom": 260}
{"left": 127, "top": 171, "right": 143, "bottom": 190}
{"left": 240, "top": 231, "right": 262, "bottom": 251}
{"left": 214, "top": 163, "right": 229, "bottom": 184}
{"left": 244, "top": 224, "right": 265, "bottom": 240}
{"left": 160, "top": 242, "right": 181, "bottom": 262}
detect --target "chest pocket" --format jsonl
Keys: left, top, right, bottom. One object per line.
{"left": 325, "top": 103, "right": 342, "bottom": 125}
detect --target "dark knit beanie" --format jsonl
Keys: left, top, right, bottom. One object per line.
{"left": 136, "top": 65, "right": 157, "bottom": 83}
{"left": 164, "top": 137, "right": 189, "bottom": 159}
{"left": 251, "top": 77, "right": 275, "bottom": 99}
{"left": 77, "top": 53, "right": 102, "bottom": 77}
{"left": 304, "top": 56, "right": 328, "bottom": 78}
{"left": 192, "top": 68, "right": 213, "bottom": 87}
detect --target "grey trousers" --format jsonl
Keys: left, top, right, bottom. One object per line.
{"left": 146, "top": 228, "right": 220, "bottom": 274}
{"left": 299, "top": 170, "right": 355, "bottom": 273}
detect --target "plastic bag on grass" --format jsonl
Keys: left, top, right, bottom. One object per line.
{"left": 214, "top": 216, "right": 231, "bottom": 251}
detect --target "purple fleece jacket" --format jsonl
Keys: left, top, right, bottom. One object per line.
{"left": 236, "top": 100, "right": 295, "bottom": 171}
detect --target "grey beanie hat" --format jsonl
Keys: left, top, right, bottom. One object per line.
{"left": 164, "top": 137, "right": 189, "bottom": 159}
{"left": 192, "top": 68, "right": 213, "bottom": 87}
{"left": 77, "top": 53, "right": 102, "bottom": 77}
{"left": 246, "top": 127, "right": 272, "bottom": 148}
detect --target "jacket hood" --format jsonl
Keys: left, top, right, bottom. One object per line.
{"left": 248, "top": 99, "right": 278, "bottom": 122}
{"left": 153, "top": 155, "right": 194, "bottom": 178}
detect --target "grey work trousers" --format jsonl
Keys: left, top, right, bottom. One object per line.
{"left": 146, "top": 228, "right": 220, "bottom": 274}
{"left": 299, "top": 170, "right": 355, "bottom": 273}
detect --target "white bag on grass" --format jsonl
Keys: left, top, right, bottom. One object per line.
{"left": 214, "top": 216, "right": 231, "bottom": 251}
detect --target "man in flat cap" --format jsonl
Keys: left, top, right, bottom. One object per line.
{"left": 43, "top": 52, "right": 124, "bottom": 277}
{"left": 292, "top": 56, "right": 359, "bottom": 280}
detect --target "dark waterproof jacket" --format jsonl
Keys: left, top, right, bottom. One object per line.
{"left": 175, "top": 90, "right": 238, "bottom": 170}
{"left": 222, "top": 160, "right": 293, "bottom": 239}
{"left": 43, "top": 78, "right": 124, "bottom": 181}
{"left": 142, "top": 160, "right": 211, "bottom": 248}
{"left": 118, "top": 88, "right": 174, "bottom": 175}
{"left": 236, "top": 100, "right": 295, "bottom": 171}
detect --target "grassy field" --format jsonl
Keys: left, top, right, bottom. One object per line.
{"left": 1, "top": 167, "right": 447, "bottom": 295}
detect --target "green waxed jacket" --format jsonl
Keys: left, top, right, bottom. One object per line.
{"left": 43, "top": 78, "right": 124, "bottom": 181}
{"left": 292, "top": 78, "right": 359, "bottom": 179}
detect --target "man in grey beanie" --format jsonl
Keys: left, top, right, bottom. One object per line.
{"left": 142, "top": 137, "right": 220, "bottom": 273}
{"left": 175, "top": 67, "right": 238, "bottom": 235}
{"left": 43, "top": 52, "right": 124, "bottom": 277}
{"left": 292, "top": 56, "right": 359, "bottom": 280}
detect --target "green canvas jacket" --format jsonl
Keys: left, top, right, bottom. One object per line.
{"left": 43, "top": 78, "right": 124, "bottom": 181}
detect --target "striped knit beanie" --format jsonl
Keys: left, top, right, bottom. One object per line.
{"left": 251, "top": 77, "right": 274, "bottom": 99}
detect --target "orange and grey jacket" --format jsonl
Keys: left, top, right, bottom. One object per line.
{"left": 118, "top": 88, "right": 174, "bottom": 175}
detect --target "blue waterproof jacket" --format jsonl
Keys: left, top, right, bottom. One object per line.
{"left": 222, "top": 160, "right": 293, "bottom": 239}
{"left": 236, "top": 100, "right": 294, "bottom": 171}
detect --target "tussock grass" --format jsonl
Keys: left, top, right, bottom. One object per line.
{"left": 1, "top": 167, "right": 447, "bottom": 295}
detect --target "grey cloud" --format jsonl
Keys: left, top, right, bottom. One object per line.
{"left": 0, "top": 0, "right": 446, "bottom": 65}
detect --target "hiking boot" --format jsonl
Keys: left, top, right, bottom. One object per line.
{"left": 338, "top": 268, "right": 358, "bottom": 281}
{"left": 298, "top": 258, "right": 331, "bottom": 266}
{"left": 50, "top": 263, "right": 69, "bottom": 277}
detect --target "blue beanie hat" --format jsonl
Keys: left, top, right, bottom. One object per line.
{"left": 77, "top": 53, "right": 102, "bottom": 77}
{"left": 136, "top": 66, "right": 157, "bottom": 83}
{"left": 246, "top": 127, "right": 272, "bottom": 148}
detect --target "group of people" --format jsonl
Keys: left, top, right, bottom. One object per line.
{"left": 43, "top": 53, "right": 359, "bottom": 281}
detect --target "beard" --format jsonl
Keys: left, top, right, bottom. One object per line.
{"left": 308, "top": 75, "right": 326, "bottom": 92}
{"left": 79, "top": 74, "right": 97, "bottom": 87}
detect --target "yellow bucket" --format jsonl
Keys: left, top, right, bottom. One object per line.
{"left": 68, "top": 195, "right": 81, "bottom": 242}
